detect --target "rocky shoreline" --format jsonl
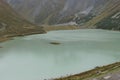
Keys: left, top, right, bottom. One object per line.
{"left": 55, "top": 62, "right": 120, "bottom": 80}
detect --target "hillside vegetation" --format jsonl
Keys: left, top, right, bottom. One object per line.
{"left": 83, "top": 0, "right": 120, "bottom": 30}
{"left": 74, "top": 0, "right": 120, "bottom": 30}
{"left": 96, "top": 11, "right": 120, "bottom": 30}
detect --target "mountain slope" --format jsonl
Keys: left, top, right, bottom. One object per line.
{"left": 0, "top": 0, "right": 45, "bottom": 39}
{"left": 74, "top": 0, "right": 120, "bottom": 30}
{"left": 96, "top": 11, "right": 120, "bottom": 30}
{"left": 84, "top": 0, "right": 120, "bottom": 28}
{"left": 5, "top": 0, "right": 120, "bottom": 30}
{"left": 6, "top": 0, "right": 96, "bottom": 25}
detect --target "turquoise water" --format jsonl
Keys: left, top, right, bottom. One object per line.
{"left": 0, "top": 29, "right": 120, "bottom": 80}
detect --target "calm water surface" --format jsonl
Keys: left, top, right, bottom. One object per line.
{"left": 0, "top": 29, "right": 120, "bottom": 80}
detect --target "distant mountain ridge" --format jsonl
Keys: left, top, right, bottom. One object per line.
{"left": 4, "top": 0, "right": 120, "bottom": 30}
{"left": 6, "top": 0, "right": 97, "bottom": 25}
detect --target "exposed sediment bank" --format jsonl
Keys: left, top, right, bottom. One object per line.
{"left": 0, "top": 25, "right": 78, "bottom": 42}
{"left": 43, "top": 25, "right": 79, "bottom": 31}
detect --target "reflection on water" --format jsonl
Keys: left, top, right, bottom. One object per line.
{"left": 0, "top": 29, "right": 120, "bottom": 80}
